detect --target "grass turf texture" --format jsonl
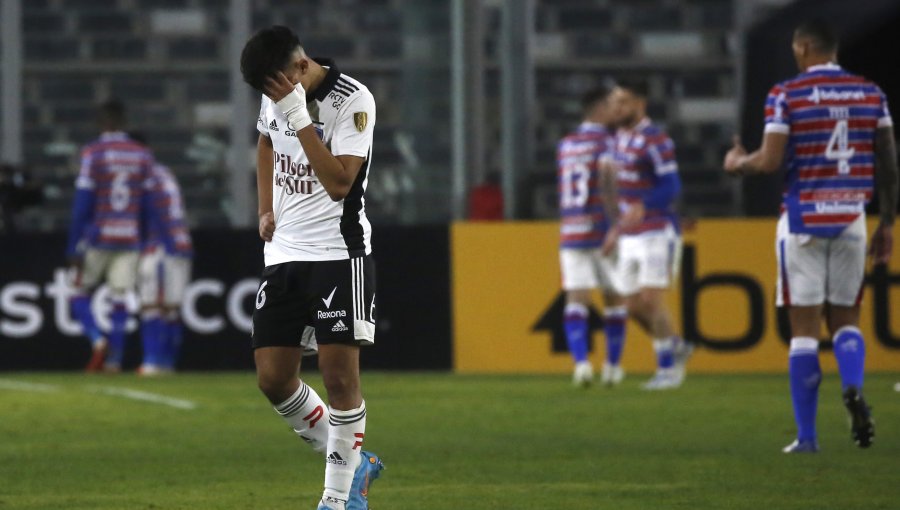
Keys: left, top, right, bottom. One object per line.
{"left": 1, "top": 372, "right": 899, "bottom": 509}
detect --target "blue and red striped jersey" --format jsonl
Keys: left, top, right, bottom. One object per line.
{"left": 73, "top": 132, "right": 156, "bottom": 251}
{"left": 765, "top": 63, "right": 893, "bottom": 237}
{"left": 557, "top": 122, "right": 613, "bottom": 248}
{"left": 613, "top": 117, "right": 680, "bottom": 235}
{"left": 145, "top": 163, "right": 193, "bottom": 257}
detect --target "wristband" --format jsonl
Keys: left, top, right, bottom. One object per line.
{"left": 275, "top": 89, "right": 312, "bottom": 131}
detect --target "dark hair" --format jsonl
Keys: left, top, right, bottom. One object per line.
{"left": 240, "top": 25, "right": 302, "bottom": 91}
{"left": 99, "top": 99, "right": 126, "bottom": 126}
{"left": 795, "top": 19, "right": 838, "bottom": 54}
{"left": 580, "top": 83, "right": 613, "bottom": 116}
{"left": 616, "top": 78, "right": 649, "bottom": 99}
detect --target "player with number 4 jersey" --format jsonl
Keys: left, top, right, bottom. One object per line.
{"left": 724, "top": 20, "right": 898, "bottom": 453}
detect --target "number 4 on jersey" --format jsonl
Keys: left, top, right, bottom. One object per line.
{"left": 825, "top": 120, "right": 855, "bottom": 175}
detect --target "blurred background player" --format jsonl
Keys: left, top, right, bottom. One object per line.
{"left": 131, "top": 133, "right": 193, "bottom": 375}
{"left": 66, "top": 100, "right": 158, "bottom": 372}
{"left": 607, "top": 79, "right": 693, "bottom": 390}
{"left": 724, "top": 19, "right": 898, "bottom": 453}
{"left": 556, "top": 84, "right": 628, "bottom": 387}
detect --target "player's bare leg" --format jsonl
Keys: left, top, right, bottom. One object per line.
{"left": 565, "top": 289, "right": 595, "bottom": 387}
{"left": 825, "top": 304, "right": 873, "bottom": 448}
{"left": 601, "top": 290, "right": 627, "bottom": 386}
{"left": 256, "top": 346, "right": 330, "bottom": 453}
{"left": 782, "top": 305, "right": 823, "bottom": 453}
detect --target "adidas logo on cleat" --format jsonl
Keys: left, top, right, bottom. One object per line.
{"left": 332, "top": 320, "right": 348, "bottom": 332}
{"left": 327, "top": 452, "right": 348, "bottom": 466}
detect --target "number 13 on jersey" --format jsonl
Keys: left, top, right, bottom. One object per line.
{"left": 561, "top": 162, "right": 590, "bottom": 209}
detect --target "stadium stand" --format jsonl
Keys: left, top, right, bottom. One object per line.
{"left": 19, "top": 0, "right": 754, "bottom": 229}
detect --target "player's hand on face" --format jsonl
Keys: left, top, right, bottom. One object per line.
{"left": 869, "top": 222, "right": 894, "bottom": 265}
{"left": 263, "top": 72, "right": 302, "bottom": 103}
{"left": 259, "top": 211, "right": 275, "bottom": 242}
{"left": 723, "top": 135, "right": 747, "bottom": 175}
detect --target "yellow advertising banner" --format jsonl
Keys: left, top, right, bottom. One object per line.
{"left": 451, "top": 220, "right": 900, "bottom": 374}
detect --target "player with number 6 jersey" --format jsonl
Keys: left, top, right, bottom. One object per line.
{"left": 66, "top": 100, "right": 159, "bottom": 372}
{"left": 724, "top": 19, "right": 898, "bottom": 453}
{"left": 241, "top": 26, "right": 383, "bottom": 510}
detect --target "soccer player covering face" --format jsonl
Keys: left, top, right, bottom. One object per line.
{"left": 240, "top": 26, "right": 383, "bottom": 509}
{"left": 606, "top": 80, "right": 694, "bottom": 390}
{"left": 66, "top": 101, "right": 159, "bottom": 372}
{"left": 724, "top": 20, "right": 898, "bottom": 453}
{"left": 557, "top": 85, "right": 628, "bottom": 387}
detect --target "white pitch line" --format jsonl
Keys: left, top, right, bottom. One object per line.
{"left": 0, "top": 378, "right": 60, "bottom": 393}
{"left": 89, "top": 386, "right": 197, "bottom": 410}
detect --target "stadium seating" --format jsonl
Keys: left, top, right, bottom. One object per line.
{"left": 19, "top": 0, "right": 747, "bottom": 229}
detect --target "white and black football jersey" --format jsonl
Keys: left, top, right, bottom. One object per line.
{"left": 257, "top": 59, "right": 375, "bottom": 264}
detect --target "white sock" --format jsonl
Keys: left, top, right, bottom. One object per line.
{"left": 322, "top": 401, "right": 367, "bottom": 503}
{"left": 274, "top": 382, "right": 330, "bottom": 454}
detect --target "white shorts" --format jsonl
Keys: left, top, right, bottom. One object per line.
{"left": 139, "top": 248, "right": 193, "bottom": 307}
{"left": 616, "top": 224, "right": 682, "bottom": 296}
{"left": 776, "top": 213, "right": 866, "bottom": 307}
{"left": 559, "top": 247, "right": 620, "bottom": 292}
{"left": 72, "top": 248, "right": 139, "bottom": 294}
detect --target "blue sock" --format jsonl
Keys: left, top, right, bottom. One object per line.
{"left": 653, "top": 338, "right": 675, "bottom": 370}
{"left": 107, "top": 303, "right": 129, "bottom": 367}
{"left": 141, "top": 313, "right": 164, "bottom": 367}
{"left": 603, "top": 306, "right": 627, "bottom": 366}
{"left": 789, "top": 337, "right": 821, "bottom": 443}
{"left": 71, "top": 294, "right": 103, "bottom": 346}
{"left": 833, "top": 326, "right": 865, "bottom": 391}
{"left": 564, "top": 303, "right": 589, "bottom": 363}
{"left": 164, "top": 318, "right": 183, "bottom": 370}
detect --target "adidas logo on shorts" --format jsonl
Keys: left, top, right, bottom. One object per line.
{"left": 332, "top": 320, "right": 348, "bottom": 332}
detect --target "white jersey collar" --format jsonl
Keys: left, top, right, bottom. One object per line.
{"left": 99, "top": 131, "right": 130, "bottom": 142}
{"left": 806, "top": 62, "right": 841, "bottom": 72}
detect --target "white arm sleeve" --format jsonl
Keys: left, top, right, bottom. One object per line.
{"left": 331, "top": 91, "right": 376, "bottom": 158}
{"left": 256, "top": 95, "right": 270, "bottom": 136}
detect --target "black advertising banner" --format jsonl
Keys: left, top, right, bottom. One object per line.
{"left": 0, "top": 227, "right": 452, "bottom": 371}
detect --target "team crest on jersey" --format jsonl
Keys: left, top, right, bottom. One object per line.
{"left": 354, "top": 112, "right": 367, "bottom": 132}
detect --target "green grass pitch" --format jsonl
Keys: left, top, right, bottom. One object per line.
{"left": 1, "top": 372, "right": 899, "bottom": 509}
